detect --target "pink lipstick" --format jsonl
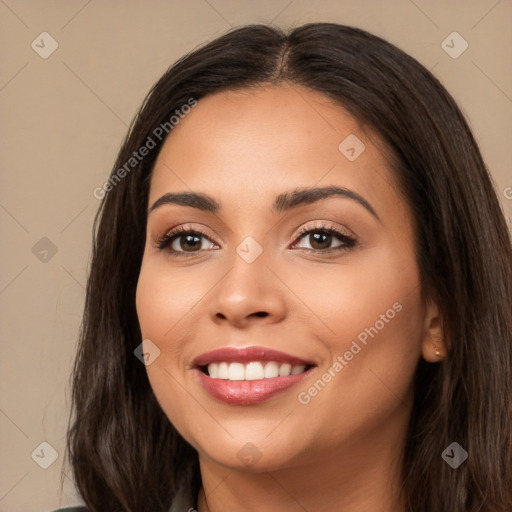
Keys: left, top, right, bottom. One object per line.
{"left": 194, "top": 346, "right": 315, "bottom": 405}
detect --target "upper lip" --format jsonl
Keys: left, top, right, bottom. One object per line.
{"left": 194, "top": 346, "right": 314, "bottom": 367}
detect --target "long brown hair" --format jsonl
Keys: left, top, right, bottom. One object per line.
{"left": 67, "top": 23, "right": 512, "bottom": 511}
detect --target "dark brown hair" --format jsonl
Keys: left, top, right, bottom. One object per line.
{"left": 67, "top": 23, "right": 512, "bottom": 511}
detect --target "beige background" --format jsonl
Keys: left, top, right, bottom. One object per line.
{"left": 0, "top": 0, "right": 511, "bottom": 510}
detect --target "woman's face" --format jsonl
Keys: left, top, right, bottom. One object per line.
{"left": 136, "top": 85, "right": 437, "bottom": 472}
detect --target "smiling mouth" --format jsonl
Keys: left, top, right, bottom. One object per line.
{"left": 193, "top": 346, "right": 316, "bottom": 404}
{"left": 200, "top": 361, "right": 312, "bottom": 380}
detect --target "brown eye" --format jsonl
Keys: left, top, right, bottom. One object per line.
{"left": 157, "top": 227, "right": 219, "bottom": 255}
{"left": 308, "top": 232, "right": 333, "bottom": 250}
{"left": 292, "top": 225, "right": 356, "bottom": 253}
{"left": 176, "top": 233, "right": 203, "bottom": 252}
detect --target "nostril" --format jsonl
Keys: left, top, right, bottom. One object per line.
{"left": 253, "top": 311, "right": 268, "bottom": 318}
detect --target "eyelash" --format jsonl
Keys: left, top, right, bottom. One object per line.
{"left": 156, "top": 223, "right": 357, "bottom": 257}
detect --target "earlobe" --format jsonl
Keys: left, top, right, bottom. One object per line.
{"left": 421, "top": 300, "right": 446, "bottom": 363}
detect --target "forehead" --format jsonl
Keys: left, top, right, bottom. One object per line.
{"left": 149, "top": 85, "right": 398, "bottom": 211}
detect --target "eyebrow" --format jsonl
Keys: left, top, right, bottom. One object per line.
{"left": 149, "top": 185, "right": 379, "bottom": 221}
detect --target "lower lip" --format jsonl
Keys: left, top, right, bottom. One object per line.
{"left": 196, "top": 368, "right": 313, "bottom": 405}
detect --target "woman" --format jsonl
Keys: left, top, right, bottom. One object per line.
{"left": 62, "top": 23, "right": 512, "bottom": 512}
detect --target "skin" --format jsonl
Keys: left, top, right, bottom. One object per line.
{"left": 136, "top": 84, "right": 446, "bottom": 512}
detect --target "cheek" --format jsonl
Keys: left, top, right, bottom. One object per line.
{"left": 289, "top": 242, "right": 422, "bottom": 348}
{"left": 136, "top": 257, "right": 211, "bottom": 344}
{"left": 135, "top": 258, "right": 206, "bottom": 439}
{"left": 291, "top": 243, "right": 423, "bottom": 409}
{"left": 135, "top": 258, "right": 200, "bottom": 403}
{"left": 289, "top": 289, "right": 423, "bottom": 451}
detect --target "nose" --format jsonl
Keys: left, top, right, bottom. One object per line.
{"left": 208, "top": 251, "right": 287, "bottom": 329}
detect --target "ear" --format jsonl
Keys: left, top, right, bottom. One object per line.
{"left": 421, "top": 299, "right": 446, "bottom": 363}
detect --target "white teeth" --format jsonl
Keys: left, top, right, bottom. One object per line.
{"left": 279, "top": 363, "right": 292, "bottom": 376}
{"left": 264, "top": 361, "right": 279, "bottom": 378}
{"left": 228, "top": 362, "right": 245, "bottom": 381}
{"left": 209, "top": 363, "right": 218, "bottom": 379}
{"left": 206, "top": 361, "right": 308, "bottom": 380}
{"left": 245, "top": 362, "right": 264, "bottom": 380}
{"left": 218, "top": 362, "right": 229, "bottom": 379}
{"left": 291, "top": 365, "right": 306, "bottom": 375}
